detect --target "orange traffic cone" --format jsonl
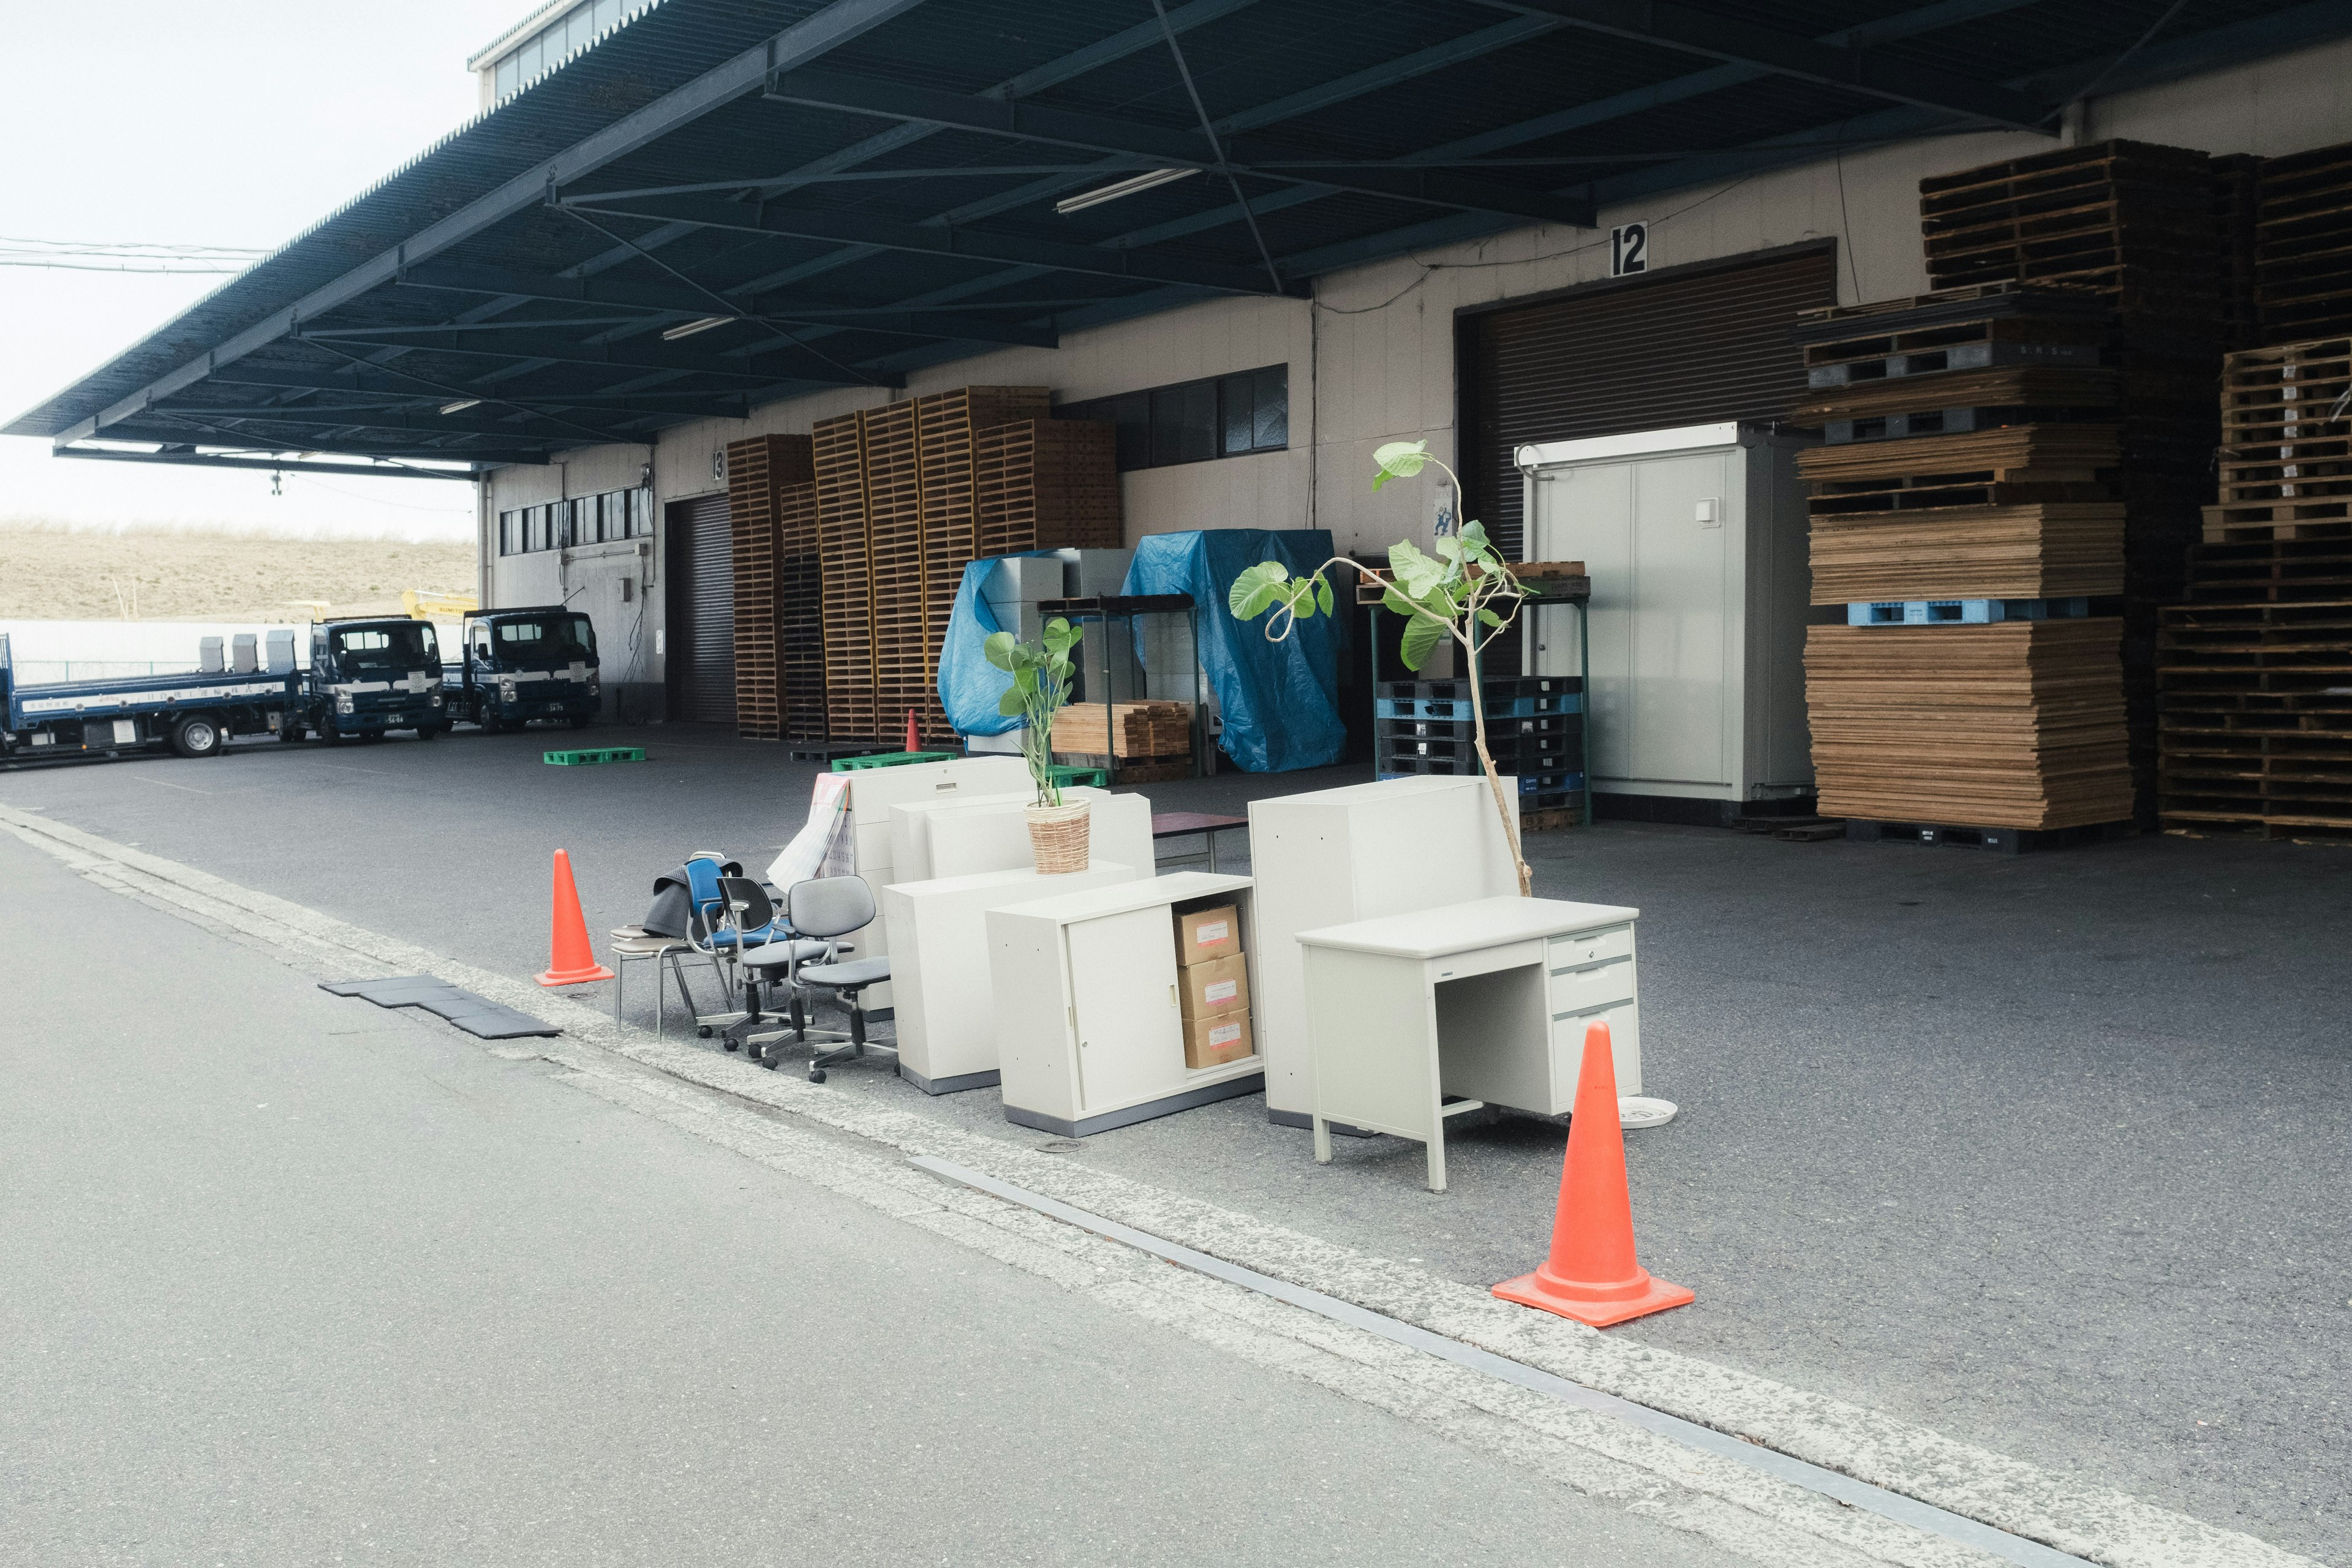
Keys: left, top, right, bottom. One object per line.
{"left": 537, "top": 849, "right": 614, "bottom": 986}
{"left": 905, "top": 708, "right": 919, "bottom": 753}
{"left": 1492, "top": 1020, "right": 1693, "bottom": 1327}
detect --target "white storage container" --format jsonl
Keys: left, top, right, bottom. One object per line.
{"left": 883, "top": 861, "right": 1144, "bottom": 1094}
{"left": 837, "top": 756, "right": 1032, "bottom": 1009}
{"left": 1517, "top": 421, "right": 1814, "bottom": 814}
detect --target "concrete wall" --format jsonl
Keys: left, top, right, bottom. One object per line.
{"left": 483, "top": 35, "right": 2352, "bottom": 710}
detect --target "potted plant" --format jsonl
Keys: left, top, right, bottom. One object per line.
{"left": 984, "top": 616, "right": 1091, "bottom": 873}
{"left": 1229, "top": 439, "right": 1534, "bottom": 896}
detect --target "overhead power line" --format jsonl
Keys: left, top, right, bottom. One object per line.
{"left": 0, "top": 233, "right": 271, "bottom": 275}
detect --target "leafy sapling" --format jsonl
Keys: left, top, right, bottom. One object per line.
{"left": 1227, "top": 440, "right": 1534, "bottom": 896}
{"left": 983, "top": 617, "right": 1085, "bottom": 808}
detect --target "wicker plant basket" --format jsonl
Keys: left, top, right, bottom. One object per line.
{"left": 1025, "top": 801, "right": 1091, "bottom": 873}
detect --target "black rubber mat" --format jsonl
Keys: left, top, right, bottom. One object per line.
{"left": 320, "top": 976, "right": 560, "bottom": 1040}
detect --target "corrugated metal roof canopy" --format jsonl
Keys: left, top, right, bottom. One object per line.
{"left": 13, "top": 0, "right": 2348, "bottom": 476}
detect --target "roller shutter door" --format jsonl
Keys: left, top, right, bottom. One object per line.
{"left": 665, "top": 492, "right": 736, "bottom": 725}
{"left": 1459, "top": 243, "right": 1837, "bottom": 558}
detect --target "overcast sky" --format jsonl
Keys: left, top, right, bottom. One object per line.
{"left": 0, "top": 2, "right": 527, "bottom": 540}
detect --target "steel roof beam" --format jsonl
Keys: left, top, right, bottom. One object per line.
{"left": 140, "top": 399, "right": 635, "bottom": 445}
{"left": 295, "top": 325, "right": 902, "bottom": 388}
{"left": 94, "top": 421, "right": 545, "bottom": 464}
{"left": 198, "top": 363, "right": 760, "bottom": 418}
{"left": 567, "top": 195, "right": 1306, "bottom": 297}
{"left": 755, "top": 67, "right": 1596, "bottom": 228}
{"left": 54, "top": 447, "right": 490, "bottom": 480}
{"left": 53, "top": 0, "right": 937, "bottom": 444}
{"left": 391, "top": 260, "right": 1061, "bottom": 347}
{"left": 1487, "top": 0, "right": 2050, "bottom": 129}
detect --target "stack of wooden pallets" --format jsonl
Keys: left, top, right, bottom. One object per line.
{"left": 813, "top": 410, "right": 877, "bottom": 742}
{"left": 976, "top": 420, "right": 1122, "bottom": 558}
{"left": 860, "top": 401, "right": 926, "bottom": 746}
{"left": 2205, "top": 336, "right": 2352, "bottom": 543}
{"left": 2159, "top": 333, "right": 2352, "bottom": 843}
{"left": 914, "top": 388, "right": 1052, "bottom": 744}
{"left": 2255, "top": 140, "right": 2352, "bottom": 346}
{"left": 1789, "top": 285, "right": 2135, "bottom": 835}
{"left": 2212, "top": 153, "right": 2264, "bottom": 353}
{"left": 807, "top": 389, "right": 1111, "bottom": 746}
{"left": 722, "top": 434, "right": 816, "bottom": 741}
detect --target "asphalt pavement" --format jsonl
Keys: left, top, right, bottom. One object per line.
{"left": 0, "top": 828, "right": 1741, "bottom": 1566}
{"left": 4, "top": 722, "right": 2346, "bottom": 1559}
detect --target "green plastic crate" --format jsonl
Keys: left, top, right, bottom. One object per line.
{"left": 544, "top": 746, "right": 646, "bottom": 766}
{"left": 1045, "top": 763, "right": 1110, "bottom": 789}
{"left": 831, "top": 750, "right": 956, "bottom": 772}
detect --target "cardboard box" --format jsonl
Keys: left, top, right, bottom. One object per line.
{"left": 1174, "top": 902, "right": 1239, "bottom": 967}
{"left": 1185, "top": 1009, "right": 1253, "bottom": 1069}
{"left": 1178, "top": 953, "right": 1250, "bottom": 1023}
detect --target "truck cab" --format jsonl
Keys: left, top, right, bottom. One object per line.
{"left": 448, "top": 606, "right": 600, "bottom": 733}
{"left": 302, "top": 617, "right": 448, "bottom": 742}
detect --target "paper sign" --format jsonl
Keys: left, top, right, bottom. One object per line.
{"left": 1195, "top": 920, "right": 1229, "bottom": 945}
{"left": 1205, "top": 980, "right": 1238, "bottom": 1005}
{"left": 1209, "top": 1022, "right": 1242, "bottom": 1047}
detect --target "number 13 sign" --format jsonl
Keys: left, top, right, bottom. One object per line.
{"left": 1611, "top": 222, "right": 1649, "bottom": 277}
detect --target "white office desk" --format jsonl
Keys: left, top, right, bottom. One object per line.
{"left": 1297, "top": 896, "right": 1640, "bottom": 1192}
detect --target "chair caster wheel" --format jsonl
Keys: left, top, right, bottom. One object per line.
{"left": 723, "top": 1038, "right": 740, "bottom": 1052}
{"left": 698, "top": 1025, "right": 712, "bottom": 1039}
{"left": 760, "top": 1056, "right": 777, "bottom": 1071}
{"left": 808, "top": 1068, "right": 827, "bottom": 1084}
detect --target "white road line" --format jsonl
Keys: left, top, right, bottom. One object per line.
{"left": 0, "top": 800, "right": 2326, "bottom": 1568}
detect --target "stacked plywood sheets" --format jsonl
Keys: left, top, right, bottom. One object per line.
{"left": 1806, "top": 620, "right": 2136, "bottom": 829}
{"left": 2256, "top": 140, "right": 2352, "bottom": 345}
{"left": 814, "top": 411, "right": 876, "bottom": 741}
{"left": 976, "top": 420, "right": 1122, "bottom": 557}
{"left": 1808, "top": 505, "right": 2124, "bottom": 603}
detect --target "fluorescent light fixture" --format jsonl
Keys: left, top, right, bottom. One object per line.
{"left": 1054, "top": 167, "right": 1199, "bottom": 216}
{"left": 439, "top": 399, "right": 482, "bottom": 415}
{"left": 662, "top": 315, "right": 734, "bottom": 341}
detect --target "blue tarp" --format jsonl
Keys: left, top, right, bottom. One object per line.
{"left": 936, "top": 551, "right": 1060, "bottom": 736}
{"left": 1125, "top": 530, "right": 1344, "bottom": 774}
{"left": 936, "top": 532, "right": 1345, "bottom": 773}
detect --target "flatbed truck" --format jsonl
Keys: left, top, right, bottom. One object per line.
{"left": 0, "top": 631, "right": 301, "bottom": 761}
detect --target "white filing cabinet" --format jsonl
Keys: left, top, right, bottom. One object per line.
{"left": 888, "top": 787, "right": 1155, "bottom": 884}
{"left": 840, "top": 756, "right": 1032, "bottom": 1010}
{"left": 1298, "top": 896, "right": 1641, "bottom": 1191}
{"left": 883, "top": 861, "right": 1144, "bottom": 1094}
{"left": 1246, "top": 777, "right": 1520, "bottom": 1126}
{"left": 989, "top": 872, "right": 1264, "bottom": 1137}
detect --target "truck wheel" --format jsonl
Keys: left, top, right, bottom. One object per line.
{"left": 170, "top": 715, "right": 223, "bottom": 759}
{"left": 415, "top": 723, "right": 441, "bottom": 741}
{"left": 480, "top": 707, "right": 504, "bottom": 735}
{"left": 279, "top": 722, "right": 305, "bottom": 744}
{"left": 568, "top": 713, "right": 593, "bottom": 730}
{"left": 358, "top": 730, "right": 384, "bottom": 745}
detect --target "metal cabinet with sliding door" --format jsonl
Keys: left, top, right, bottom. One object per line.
{"left": 989, "top": 873, "right": 1265, "bottom": 1137}
{"left": 1517, "top": 421, "right": 1814, "bottom": 820}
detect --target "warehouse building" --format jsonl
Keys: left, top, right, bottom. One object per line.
{"left": 15, "top": 0, "right": 2352, "bottom": 835}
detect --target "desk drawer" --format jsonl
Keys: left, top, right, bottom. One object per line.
{"left": 1549, "top": 924, "right": 1632, "bottom": 969}
{"left": 1549, "top": 954, "right": 1635, "bottom": 1014}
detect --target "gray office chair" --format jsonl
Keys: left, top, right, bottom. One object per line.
{"left": 708, "top": 876, "right": 829, "bottom": 1055}
{"left": 763, "top": 876, "right": 893, "bottom": 1083}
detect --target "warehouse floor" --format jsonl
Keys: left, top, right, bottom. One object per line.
{"left": 6, "top": 723, "right": 2345, "bottom": 1559}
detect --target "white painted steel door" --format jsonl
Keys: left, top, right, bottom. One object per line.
{"left": 1534, "top": 450, "right": 1731, "bottom": 789}
{"left": 1065, "top": 908, "right": 1185, "bottom": 1112}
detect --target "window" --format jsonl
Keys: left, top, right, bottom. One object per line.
{"left": 499, "top": 485, "right": 649, "bottom": 555}
{"left": 330, "top": 623, "right": 436, "bottom": 665}
{"left": 496, "top": 614, "right": 597, "bottom": 660}
{"left": 1060, "top": 365, "right": 1287, "bottom": 473}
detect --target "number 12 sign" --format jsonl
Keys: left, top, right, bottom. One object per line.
{"left": 1611, "top": 222, "right": 1649, "bottom": 277}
